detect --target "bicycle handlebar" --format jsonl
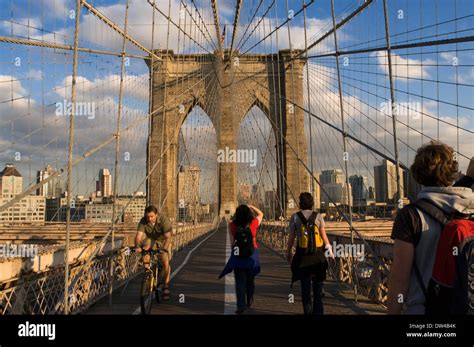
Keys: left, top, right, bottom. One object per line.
{"left": 131, "top": 247, "right": 167, "bottom": 254}
{"left": 122, "top": 246, "right": 169, "bottom": 256}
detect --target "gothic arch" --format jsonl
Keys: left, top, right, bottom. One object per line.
{"left": 148, "top": 49, "right": 310, "bottom": 219}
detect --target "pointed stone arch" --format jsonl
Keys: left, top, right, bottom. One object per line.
{"left": 147, "top": 49, "right": 310, "bottom": 220}
{"left": 237, "top": 102, "right": 280, "bottom": 213}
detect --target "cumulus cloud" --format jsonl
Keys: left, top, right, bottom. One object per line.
{"left": 0, "top": 74, "right": 149, "bottom": 194}
{"left": 53, "top": 73, "right": 149, "bottom": 101}
{"left": 1, "top": 2, "right": 471, "bottom": 199}
{"left": 440, "top": 51, "right": 474, "bottom": 84}
{"left": 43, "top": 0, "right": 71, "bottom": 20}
{"left": 300, "top": 61, "right": 473, "bottom": 185}
{"left": 0, "top": 17, "right": 42, "bottom": 37}
{"left": 79, "top": 0, "right": 215, "bottom": 53}
{"left": 0, "top": 75, "right": 28, "bottom": 102}
{"left": 233, "top": 16, "right": 335, "bottom": 53}
{"left": 372, "top": 51, "right": 435, "bottom": 80}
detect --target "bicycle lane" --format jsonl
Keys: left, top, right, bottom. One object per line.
{"left": 149, "top": 222, "right": 230, "bottom": 314}
{"left": 84, "top": 223, "right": 229, "bottom": 314}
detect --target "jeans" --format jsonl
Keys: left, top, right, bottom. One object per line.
{"left": 234, "top": 268, "right": 255, "bottom": 310}
{"left": 300, "top": 274, "right": 324, "bottom": 315}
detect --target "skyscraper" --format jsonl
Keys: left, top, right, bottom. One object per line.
{"left": 0, "top": 164, "right": 22, "bottom": 198}
{"left": 368, "top": 186, "right": 375, "bottom": 200}
{"left": 349, "top": 175, "right": 369, "bottom": 206}
{"left": 374, "top": 160, "right": 404, "bottom": 203}
{"left": 95, "top": 180, "right": 102, "bottom": 197}
{"left": 323, "top": 182, "right": 353, "bottom": 206}
{"left": 321, "top": 169, "right": 344, "bottom": 185}
{"left": 36, "top": 164, "right": 62, "bottom": 197}
{"left": 403, "top": 170, "right": 423, "bottom": 202}
{"left": 98, "top": 168, "right": 112, "bottom": 197}
{"left": 320, "top": 169, "right": 351, "bottom": 207}
{"left": 0, "top": 164, "right": 45, "bottom": 222}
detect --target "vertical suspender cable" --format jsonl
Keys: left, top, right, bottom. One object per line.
{"left": 109, "top": 0, "right": 130, "bottom": 307}
{"left": 64, "top": 0, "right": 82, "bottom": 315}
{"left": 382, "top": 0, "right": 403, "bottom": 208}
{"left": 330, "top": 0, "right": 356, "bottom": 302}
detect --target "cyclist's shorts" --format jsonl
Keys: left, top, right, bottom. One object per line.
{"left": 140, "top": 237, "right": 172, "bottom": 260}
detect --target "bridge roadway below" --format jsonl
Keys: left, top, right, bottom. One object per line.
{"left": 85, "top": 223, "right": 385, "bottom": 315}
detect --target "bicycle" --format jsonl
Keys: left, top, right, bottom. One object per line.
{"left": 133, "top": 247, "right": 166, "bottom": 315}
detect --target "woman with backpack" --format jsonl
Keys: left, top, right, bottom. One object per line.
{"left": 286, "top": 192, "right": 333, "bottom": 315}
{"left": 387, "top": 142, "right": 473, "bottom": 314}
{"left": 219, "top": 204, "right": 263, "bottom": 314}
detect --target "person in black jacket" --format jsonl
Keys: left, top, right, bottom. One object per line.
{"left": 286, "top": 192, "right": 333, "bottom": 315}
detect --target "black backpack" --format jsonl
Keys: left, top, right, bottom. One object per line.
{"left": 233, "top": 224, "right": 254, "bottom": 257}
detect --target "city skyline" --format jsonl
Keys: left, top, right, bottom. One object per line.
{"left": 4, "top": 159, "right": 466, "bottom": 210}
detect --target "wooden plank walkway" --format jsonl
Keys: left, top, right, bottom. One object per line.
{"left": 85, "top": 224, "right": 385, "bottom": 315}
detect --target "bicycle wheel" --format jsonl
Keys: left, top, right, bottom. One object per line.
{"left": 155, "top": 266, "right": 165, "bottom": 303}
{"left": 140, "top": 269, "right": 154, "bottom": 315}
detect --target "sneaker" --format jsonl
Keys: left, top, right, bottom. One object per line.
{"left": 235, "top": 308, "right": 245, "bottom": 314}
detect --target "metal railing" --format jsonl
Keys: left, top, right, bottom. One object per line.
{"left": 0, "top": 220, "right": 218, "bottom": 314}
{"left": 258, "top": 222, "right": 392, "bottom": 306}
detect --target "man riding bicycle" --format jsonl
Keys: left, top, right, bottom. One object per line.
{"left": 134, "top": 205, "right": 172, "bottom": 300}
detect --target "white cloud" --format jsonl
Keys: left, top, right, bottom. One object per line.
{"left": 0, "top": 15, "right": 71, "bottom": 44}
{"left": 54, "top": 73, "right": 149, "bottom": 101}
{"left": 28, "top": 69, "right": 44, "bottom": 80}
{"left": 31, "top": 27, "right": 70, "bottom": 45}
{"left": 440, "top": 52, "right": 456, "bottom": 64}
{"left": 44, "top": 0, "right": 71, "bottom": 20}
{"left": 1, "top": 2, "right": 341, "bottom": 58}
{"left": 458, "top": 69, "right": 474, "bottom": 84}
{"left": 440, "top": 51, "right": 474, "bottom": 84}
{"left": 1, "top": 4, "right": 471, "bottom": 195}
{"left": 0, "top": 75, "right": 148, "bottom": 173}
{"left": 219, "top": 1, "right": 237, "bottom": 21}
{"left": 301, "top": 62, "right": 473, "bottom": 178}
{"left": 0, "top": 75, "right": 28, "bottom": 101}
{"left": 373, "top": 51, "right": 435, "bottom": 80}
{"left": 234, "top": 16, "right": 335, "bottom": 53}
{"left": 79, "top": 0, "right": 216, "bottom": 53}
{"left": 0, "top": 0, "right": 215, "bottom": 53}
{"left": 0, "top": 18, "right": 42, "bottom": 37}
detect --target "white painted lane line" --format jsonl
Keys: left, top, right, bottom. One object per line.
{"left": 224, "top": 222, "right": 236, "bottom": 315}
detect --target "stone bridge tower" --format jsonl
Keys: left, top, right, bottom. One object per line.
{"left": 147, "top": 49, "right": 310, "bottom": 220}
